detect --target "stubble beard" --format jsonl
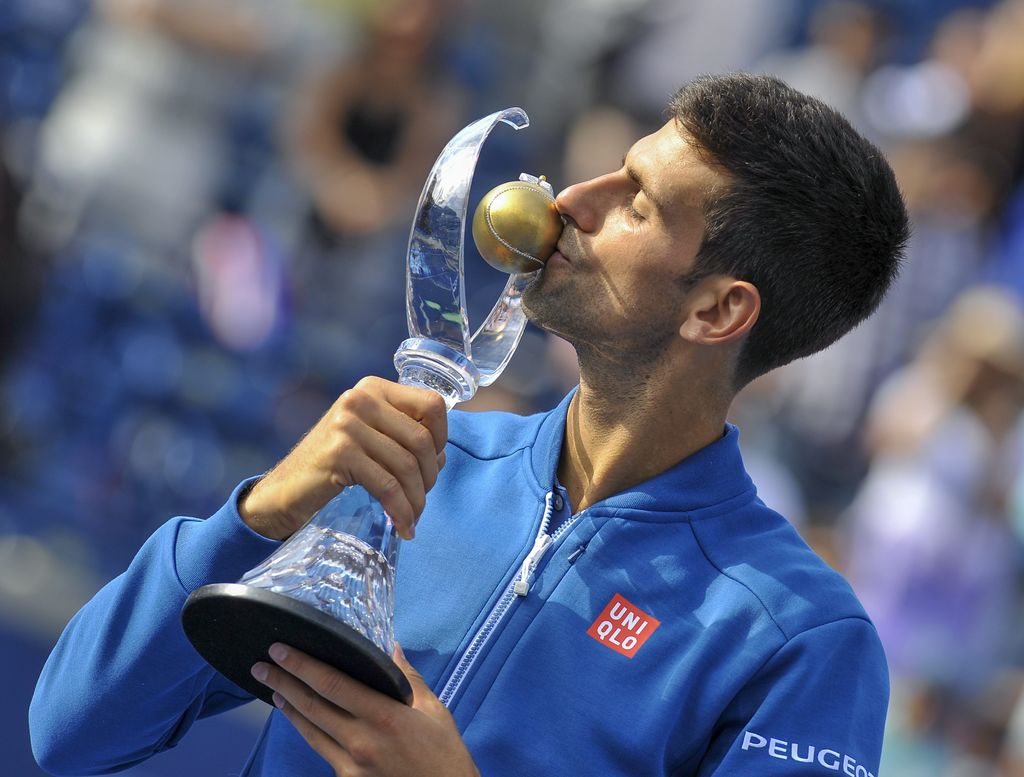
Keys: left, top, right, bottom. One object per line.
{"left": 522, "top": 227, "right": 704, "bottom": 370}
{"left": 521, "top": 227, "right": 603, "bottom": 348}
{"left": 522, "top": 268, "right": 680, "bottom": 371}
{"left": 521, "top": 269, "right": 584, "bottom": 343}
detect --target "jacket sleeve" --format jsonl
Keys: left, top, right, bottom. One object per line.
{"left": 694, "top": 617, "right": 889, "bottom": 777}
{"left": 29, "top": 479, "right": 280, "bottom": 776}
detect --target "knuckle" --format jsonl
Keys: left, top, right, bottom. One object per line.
{"left": 329, "top": 411, "right": 353, "bottom": 434}
{"left": 329, "top": 433, "right": 357, "bottom": 462}
{"left": 355, "top": 376, "right": 382, "bottom": 393}
{"left": 396, "top": 450, "right": 420, "bottom": 478}
{"left": 336, "top": 389, "right": 356, "bottom": 410}
{"left": 346, "top": 733, "right": 377, "bottom": 767}
{"left": 369, "top": 705, "right": 400, "bottom": 734}
{"left": 423, "top": 391, "right": 446, "bottom": 415}
{"left": 319, "top": 670, "right": 348, "bottom": 703}
{"left": 423, "top": 395, "right": 447, "bottom": 427}
{"left": 378, "top": 475, "right": 402, "bottom": 498}
{"left": 292, "top": 685, "right": 317, "bottom": 718}
{"left": 338, "top": 389, "right": 371, "bottom": 416}
{"left": 411, "top": 424, "right": 435, "bottom": 454}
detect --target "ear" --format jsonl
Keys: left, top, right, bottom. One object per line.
{"left": 678, "top": 279, "right": 760, "bottom": 346}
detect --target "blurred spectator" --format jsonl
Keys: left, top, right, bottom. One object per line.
{"left": 606, "top": 0, "right": 799, "bottom": 120}
{"left": 759, "top": 0, "right": 885, "bottom": 127}
{"left": 769, "top": 131, "right": 1005, "bottom": 526}
{"left": 973, "top": 0, "right": 1024, "bottom": 302}
{"left": 845, "top": 287, "right": 1024, "bottom": 689}
{"left": 27, "top": 0, "right": 347, "bottom": 252}
{"left": 0, "top": 156, "right": 43, "bottom": 468}
{"left": 1003, "top": 675, "right": 1024, "bottom": 776}
{"left": 286, "top": 0, "right": 462, "bottom": 241}
{"left": 275, "top": 0, "right": 481, "bottom": 414}
{"left": 860, "top": 9, "right": 977, "bottom": 142}
{"left": 523, "top": 0, "right": 800, "bottom": 150}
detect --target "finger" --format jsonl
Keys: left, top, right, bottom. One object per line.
{"left": 393, "top": 643, "right": 430, "bottom": 701}
{"left": 339, "top": 426, "right": 432, "bottom": 539}
{"left": 343, "top": 453, "right": 418, "bottom": 539}
{"left": 339, "top": 383, "right": 444, "bottom": 495}
{"left": 273, "top": 693, "right": 359, "bottom": 774}
{"left": 267, "top": 643, "right": 395, "bottom": 724}
{"left": 393, "top": 643, "right": 450, "bottom": 720}
{"left": 252, "top": 661, "right": 362, "bottom": 757}
{"left": 367, "top": 378, "right": 449, "bottom": 452}
{"left": 359, "top": 406, "right": 443, "bottom": 495}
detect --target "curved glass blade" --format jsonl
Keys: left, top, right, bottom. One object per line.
{"left": 405, "top": 108, "right": 529, "bottom": 355}
{"left": 470, "top": 273, "right": 533, "bottom": 386}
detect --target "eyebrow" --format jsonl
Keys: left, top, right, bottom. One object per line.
{"left": 622, "top": 155, "right": 666, "bottom": 212}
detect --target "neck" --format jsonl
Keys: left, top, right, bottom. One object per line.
{"left": 558, "top": 348, "right": 732, "bottom": 512}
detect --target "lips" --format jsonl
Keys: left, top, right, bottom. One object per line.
{"left": 544, "top": 249, "right": 573, "bottom": 271}
{"left": 553, "top": 237, "right": 576, "bottom": 264}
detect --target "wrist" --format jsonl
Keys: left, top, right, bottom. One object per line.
{"left": 237, "top": 477, "right": 296, "bottom": 541}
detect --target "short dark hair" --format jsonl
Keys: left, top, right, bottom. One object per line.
{"left": 668, "top": 73, "right": 909, "bottom": 388}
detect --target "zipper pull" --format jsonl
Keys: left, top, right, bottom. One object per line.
{"left": 567, "top": 542, "right": 588, "bottom": 563}
{"left": 514, "top": 533, "right": 553, "bottom": 596}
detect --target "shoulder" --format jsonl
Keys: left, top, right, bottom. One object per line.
{"left": 688, "top": 498, "right": 871, "bottom": 640}
{"left": 446, "top": 406, "right": 549, "bottom": 460}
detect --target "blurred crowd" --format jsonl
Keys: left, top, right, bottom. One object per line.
{"left": 3, "top": 0, "right": 1024, "bottom": 773}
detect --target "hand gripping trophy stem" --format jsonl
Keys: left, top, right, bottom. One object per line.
{"left": 181, "top": 108, "right": 563, "bottom": 705}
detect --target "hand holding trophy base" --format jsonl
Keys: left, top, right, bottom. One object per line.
{"left": 183, "top": 486, "right": 412, "bottom": 704}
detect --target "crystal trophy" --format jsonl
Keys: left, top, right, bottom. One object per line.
{"left": 181, "top": 107, "right": 562, "bottom": 705}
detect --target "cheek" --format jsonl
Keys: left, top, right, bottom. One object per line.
{"left": 603, "top": 267, "right": 682, "bottom": 328}
{"left": 628, "top": 250, "right": 692, "bottom": 310}
{"left": 619, "top": 242, "right": 681, "bottom": 289}
{"left": 588, "top": 229, "right": 686, "bottom": 305}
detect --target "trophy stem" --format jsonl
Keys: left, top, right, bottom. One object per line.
{"left": 394, "top": 337, "right": 483, "bottom": 410}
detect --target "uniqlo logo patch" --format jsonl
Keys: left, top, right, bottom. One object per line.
{"left": 586, "top": 593, "right": 661, "bottom": 658}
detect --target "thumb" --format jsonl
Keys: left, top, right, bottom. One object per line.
{"left": 391, "top": 642, "right": 423, "bottom": 692}
{"left": 394, "top": 643, "right": 434, "bottom": 704}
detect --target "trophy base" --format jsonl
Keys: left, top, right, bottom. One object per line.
{"left": 181, "top": 583, "right": 412, "bottom": 706}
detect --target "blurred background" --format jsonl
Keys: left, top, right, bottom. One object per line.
{"left": 3, "top": 0, "right": 1024, "bottom": 773}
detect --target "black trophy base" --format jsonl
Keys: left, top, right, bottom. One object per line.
{"left": 181, "top": 583, "right": 412, "bottom": 706}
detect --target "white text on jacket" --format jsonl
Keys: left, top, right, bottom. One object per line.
{"left": 741, "top": 731, "right": 875, "bottom": 776}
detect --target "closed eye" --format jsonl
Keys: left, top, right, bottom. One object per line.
{"left": 626, "top": 193, "right": 645, "bottom": 221}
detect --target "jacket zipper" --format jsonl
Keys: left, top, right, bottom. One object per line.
{"left": 438, "top": 493, "right": 583, "bottom": 708}
{"left": 514, "top": 533, "right": 553, "bottom": 595}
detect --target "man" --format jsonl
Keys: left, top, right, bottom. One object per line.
{"left": 30, "top": 73, "right": 908, "bottom": 776}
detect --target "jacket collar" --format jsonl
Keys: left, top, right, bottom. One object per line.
{"left": 529, "top": 389, "right": 755, "bottom": 516}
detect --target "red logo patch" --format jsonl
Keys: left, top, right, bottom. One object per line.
{"left": 586, "top": 593, "right": 661, "bottom": 658}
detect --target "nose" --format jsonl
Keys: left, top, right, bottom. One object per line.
{"left": 554, "top": 173, "right": 616, "bottom": 233}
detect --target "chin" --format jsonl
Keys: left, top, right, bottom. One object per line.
{"left": 522, "top": 298, "right": 584, "bottom": 347}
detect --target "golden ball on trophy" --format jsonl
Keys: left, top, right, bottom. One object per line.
{"left": 472, "top": 175, "right": 563, "bottom": 274}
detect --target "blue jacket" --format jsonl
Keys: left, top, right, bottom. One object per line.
{"left": 31, "top": 392, "right": 888, "bottom": 776}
